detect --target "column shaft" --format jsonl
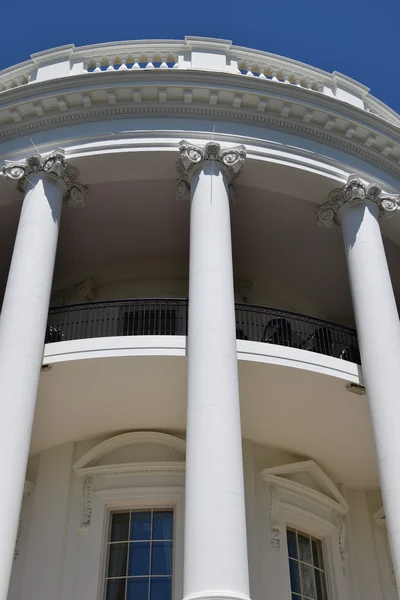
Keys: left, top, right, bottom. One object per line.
{"left": 184, "top": 162, "right": 250, "bottom": 600}
{"left": 341, "top": 200, "right": 400, "bottom": 589}
{"left": 0, "top": 175, "right": 63, "bottom": 599}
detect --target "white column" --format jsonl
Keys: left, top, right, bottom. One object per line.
{"left": 178, "top": 142, "right": 251, "bottom": 600}
{"left": 317, "top": 175, "right": 400, "bottom": 590}
{"left": 0, "top": 151, "right": 86, "bottom": 600}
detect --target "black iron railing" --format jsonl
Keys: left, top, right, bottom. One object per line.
{"left": 46, "top": 298, "right": 360, "bottom": 363}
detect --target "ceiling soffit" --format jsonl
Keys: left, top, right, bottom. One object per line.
{"left": 0, "top": 71, "right": 400, "bottom": 180}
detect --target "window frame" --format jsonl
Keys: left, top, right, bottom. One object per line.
{"left": 280, "top": 502, "right": 346, "bottom": 600}
{"left": 103, "top": 506, "right": 175, "bottom": 600}
{"left": 75, "top": 486, "right": 184, "bottom": 600}
{"left": 285, "top": 525, "right": 329, "bottom": 600}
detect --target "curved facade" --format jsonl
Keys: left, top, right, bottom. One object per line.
{"left": 0, "top": 36, "right": 400, "bottom": 600}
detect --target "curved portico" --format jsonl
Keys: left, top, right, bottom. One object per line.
{"left": 0, "top": 36, "right": 400, "bottom": 600}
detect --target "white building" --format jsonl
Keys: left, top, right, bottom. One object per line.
{"left": 0, "top": 36, "right": 400, "bottom": 600}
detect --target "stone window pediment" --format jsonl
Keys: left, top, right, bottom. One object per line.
{"left": 73, "top": 431, "right": 186, "bottom": 531}
{"left": 260, "top": 459, "right": 349, "bottom": 600}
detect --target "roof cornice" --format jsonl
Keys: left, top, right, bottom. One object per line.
{"left": 0, "top": 69, "right": 400, "bottom": 177}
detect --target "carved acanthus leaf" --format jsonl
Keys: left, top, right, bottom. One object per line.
{"left": 269, "top": 483, "right": 281, "bottom": 550}
{"left": 316, "top": 174, "right": 399, "bottom": 227}
{"left": 79, "top": 476, "right": 93, "bottom": 533}
{"left": 2, "top": 149, "right": 88, "bottom": 207}
{"left": 335, "top": 513, "right": 348, "bottom": 574}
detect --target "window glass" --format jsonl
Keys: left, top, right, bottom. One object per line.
{"left": 105, "top": 510, "right": 174, "bottom": 600}
{"left": 286, "top": 528, "right": 328, "bottom": 600}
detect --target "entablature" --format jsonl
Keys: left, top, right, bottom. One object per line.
{"left": 0, "top": 38, "right": 399, "bottom": 180}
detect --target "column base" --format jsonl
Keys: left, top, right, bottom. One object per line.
{"left": 184, "top": 592, "right": 251, "bottom": 600}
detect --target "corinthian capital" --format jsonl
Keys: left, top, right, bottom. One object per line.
{"left": 176, "top": 140, "right": 246, "bottom": 201}
{"left": 2, "top": 149, "right": 88, "bottom": 207}
{"left": 316, "top": 174, "right": 399, "bottom": 227}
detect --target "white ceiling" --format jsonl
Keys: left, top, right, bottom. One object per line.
{"left": 1, "top": 178, "right": 400, "bottom": 327}
{"left": 33, "top": 354, "right": 377, "bottom": 489}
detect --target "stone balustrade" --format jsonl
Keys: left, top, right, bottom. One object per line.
{"left": 0, "top": 36, "right": 398, "bottom": 126}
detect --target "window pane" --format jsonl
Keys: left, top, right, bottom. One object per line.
{"left": 153, "top": 512, "right": 173, "bottom": 540}
{"left": 130, "top": 512, "right": 152, "bottom": 540}
{"left": 150, "top": 576, "right": 172, "bottom": 600}
{"left": 152, "top": 542, "right": 173, "bottom": 575}
{"left": 107, "top": 543, "right": 128, "bottom": 578}
{"left": 110, "top": 513, "right": 130, "bottom": 542}
{"left": 300, "top": 562, "right": 316, "bottom": 599}
{"left": 126, "top": 577, "right": 149, "bottom": 600}
{"left": 298, "top": 533, "right": 312, "bottom": 565}
{"left": 289, "top": 559, "right": 301, "bottom": 594}
{"left": 312, "top": 539, "right": 325, "bottom": 571}
{"left": 287, "top": 530, "right": 298, "bottom": 559}
{"left": 128, "top": 542, "right": 150, "bottom": 576}
{"left": 315, "top": 569, "right": 328, "bottom": 600}
{"left": 105, "top": 578, "right": 126, "bottom": 600}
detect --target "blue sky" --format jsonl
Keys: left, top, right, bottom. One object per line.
{"left": 1, "top": 0, "right": 400, "bottom": 113}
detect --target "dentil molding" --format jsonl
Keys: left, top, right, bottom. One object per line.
{"left": 1, "top": 70, "right": 400, "bottom": 179}
{"left": 1, "top": 149, "right": 88, "bottom": 207}
{"left": 316, "top": 174, "right": 400, "bottom": 227}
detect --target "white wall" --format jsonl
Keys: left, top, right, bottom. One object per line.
{"left": 9, "top": 436, "right": 396, "bottom": 600}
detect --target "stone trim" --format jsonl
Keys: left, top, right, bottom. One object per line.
{"left": 0, "top": 70, "right": 400, "bottom": 178}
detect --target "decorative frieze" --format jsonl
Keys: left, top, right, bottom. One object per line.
{"left": 176, "top": 140, "right": 246, "bottom": 202}
{"left": 2, "top": 150, "right": 88, "bottom": 207}
{"left": 316, "top": 174, "right": 400, "bottom": 227}
{"left": 50, "top": 278, "right": 97, "bottom": 307}
{"left": 234, "top": 279, "right": 255, "bottom": 302}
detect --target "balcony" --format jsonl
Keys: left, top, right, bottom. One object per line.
{"left": 46, "top": 298, "right": 360, "bottom": 363}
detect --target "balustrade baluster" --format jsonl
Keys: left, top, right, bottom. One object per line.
{"left": 258, "top": 67, "right": 266, "bottom": 79}
{"left": 245, "top": 62, "right": 255, "bottom": 76}
{"left": 145, "top": 54, "right": 155, "bottom": 69}
{"left": 132, "top": 56, "right": 141, "bottom": 70}
{"left": 160, "top": 54, "right": 169, "bottom": 69}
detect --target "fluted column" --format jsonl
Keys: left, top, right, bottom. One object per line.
{"left": 317, "top": 175, "right": 400, "bottom": 591}
{"left": 0, "top": 151, "right": 86, "bottom": 600}
{"left": 177, "top": 141, "right": 251, "bottom": 600}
